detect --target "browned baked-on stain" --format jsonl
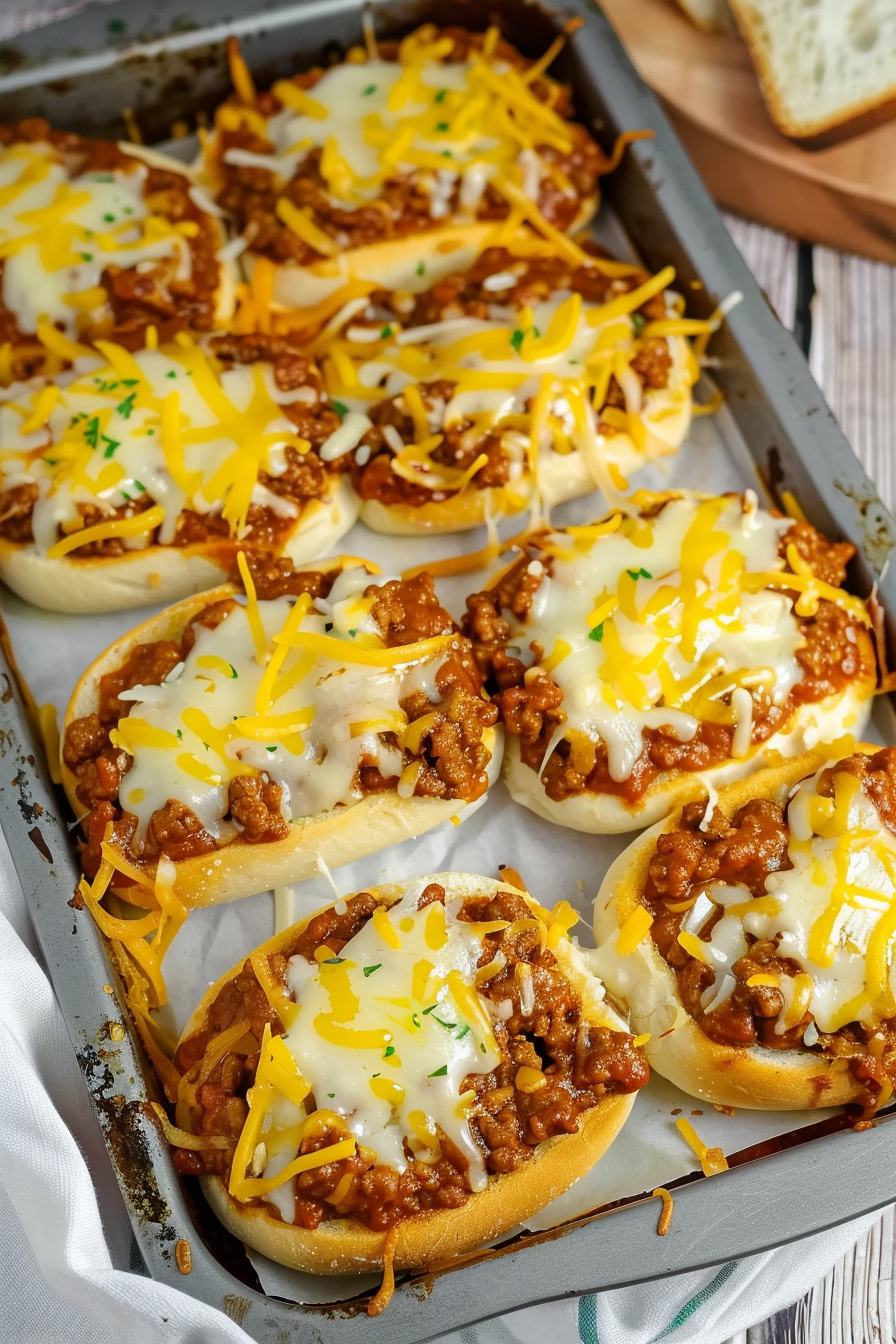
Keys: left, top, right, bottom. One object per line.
{"left": 175, "top": 1238, "right": 192, "bottom": 1274}
{"left": 222, "top": 1294, "right": 251, "bottom": 1327}
{"left": 77, "top": 1043, "right": 173, "bottom": 1229}
{"left": 27, "top": 825, "right": 52, "bottom": 862}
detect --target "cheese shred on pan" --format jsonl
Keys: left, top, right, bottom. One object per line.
{"left": 0, "top": 339, "right": 315, "bottom": 556}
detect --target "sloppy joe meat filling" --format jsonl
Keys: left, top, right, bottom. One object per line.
{"left": 350, "top": 247, "right": 674, "bottom": 508}
{"left": 0, "top": 334, "right": 348, "bottom": 556}
{"left": 464, "top": 515, "right": 872, "bottom": 804}
{"left": 63, "top": 565, "right": 497, "bottom": 876}
{"left": 0, "top": 120, "right": 223, "bottom": 379}
{"left": 642, "top": 748, "right": 896, "bottom": 1106}
{"left": 214, "top": 28, "right": 606, "bottom": 264}
{"left": 171, "top": 883, "right": 648, "bottom": 1231}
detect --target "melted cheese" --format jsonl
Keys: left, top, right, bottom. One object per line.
{"left": 213, "top": 30, "right": 578, "bottom": 230}
{"left": 0, "top": 340, "right": 312, "bottom": 553}
{"left": 0, "top": 140, "right": 192, "bottom": 336}
{"left": 691, "top": 765, "right": 896, "bottom": 1035}
{"left": 513, "top": 495, "right": 868, "bottom": 783}
{"left": 113, "top": 566, "right": 461, "bottom": 838}
{"left": 316, "top": 281, "right": 691, "bottom": 496}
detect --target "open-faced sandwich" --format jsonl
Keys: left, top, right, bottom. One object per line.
{"left": 0, "top": 121, "right": 235, "bottom": 383}
{"left": 201, "top": 23, "right": 628, "bottom": 310}
{"left": 593, "top": 742, "right": 896, "bottom": 1114}
{"left": 62, "top": 555, "right": 502, "bottom": 905}
{"left": 166, "top": 873, "right": 648, "bottom": 1308}
{"left": 315, "top": 244, "right": 695, "bottom": 533}
{"left": 464, "top": 491, "right": 877, "bottom": 831}
{"left": 0, "top": 333, "right": 359, "bottom": 610}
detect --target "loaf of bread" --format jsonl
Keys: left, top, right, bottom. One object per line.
{"left": 729, "top": 0, "right": 896, "bottom": 144}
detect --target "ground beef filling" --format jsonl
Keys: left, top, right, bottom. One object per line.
{"left": 0, "top": 121, "right": 222, "bottom": 381}
{"left": 464, "top": 514, "right": 874, "bottom": 805}
{"left": 0, "top": 337, "right": 345, "bottom": 554}
{"left": 350, "top": 248, "right": 672, "bottom": 508}
{"left": 214, "top": 29, "right": 607, "bottom": 266}
{"left": 64, "top": 569, "right": 497, "bottom": 877}
{"left": 170, "top": 884, "right": 648, "bottom": 1230}
{"left": 642, "top": 752, "right": 896, "bottom": 1106}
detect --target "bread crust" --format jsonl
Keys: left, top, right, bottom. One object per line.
{"left": 0, "top": 475, "right": 359, "bottom": 614}
{"left": 592, "top": 743, "right": 883, "bottom": 1109}
{"left": 503, "top": 675, "right": 875, "bottom": 834}
{"left": 177, "top": 874, "right": 637, "bottom": 1272}
{"left": 359, "top": 339, "right": 693, "bottom": 536}
{"left": 61, "top": 579, "right": 502, "bottom": 907}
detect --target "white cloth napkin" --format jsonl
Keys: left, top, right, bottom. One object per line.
{"left": 0, "top": 842, "right": 883, "bottom": 1344}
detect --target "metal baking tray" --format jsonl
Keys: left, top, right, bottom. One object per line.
{"left": 2, "top": 0, "right": 896, "bottom": 1339}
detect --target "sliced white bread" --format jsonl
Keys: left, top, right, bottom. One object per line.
{"left": 671, "top": 0, "right": 735, "bottom": 33}
{"left": 730, "top": 0, "right": 896, "bottom": 145}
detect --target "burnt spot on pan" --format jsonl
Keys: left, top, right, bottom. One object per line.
{"left": 28, "top": 825, "right": 52, "bottom": 862}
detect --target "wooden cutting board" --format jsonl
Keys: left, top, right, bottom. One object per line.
{"left": 599, "top": 0, "right": 896, "bottom": 264}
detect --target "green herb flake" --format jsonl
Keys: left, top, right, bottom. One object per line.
{"left": 632, "top": 313, "right": 646, "bottom": 333}
{"left": 441, "top": 150, "right": 452, "bottom": 158}
{"left": 480, "top": 1042, "right": 487, "bottom": 1053}
{"left": 363, "top": 964, "right": 382, "bottom": 977}
{"left": 428, "top": 1065, "right": 448, "bottom": 1077}
{"left": 372, "top": 1072, "right": 380, "bottom": 1079}
{"left": 91, "top": 175, "right": 113, "bottom": 184}
{"left": 363, "top": 84, "right": 378, "bottom": 96}
{"left": 265, "top": 745, "right": 277, "bottom": 753}
{"left": 383, "top": 1045, "right": 396, "bottom": 1058}
{"left": 42, "top": 457, "right": 58, "bottom": 467}
{"left": 107, "top": 17, "right": 126, "bottom": 32}
{"left": 434, "top": 88, "right": 447, "bottom": 103}
{"left": 509, "top": 329, "right": 524, "bottom": 353}
{"left": 455, "top": 1024, "right": 470, "bottom": 1039}
{"left": 348, "top": 628, "right": 358, "bottom": 637}
{"left": 83, "top": 416, "right": 100, "bottom": 449}
{"left": 412, "top": 1013, "right": 422, "bottom": 1028}
{"left": 102, "top": 435, "right": 120, "bottom": 458}
{"left": 332, "top": 400, "right": 349, "bottom": 421}
{"left": 323, "top": 956, "right": 345, "bottom": 964}
{"left": 422, "top": 1004, "right": 437, "bottom": 1014}
{"left": 626, "top": 567, "right": 652, "bottom": 580}
{"left": 588, "top": 623, "right": 604, "bottom": 642}
{"left": 103, "top": 212, "right": 115, "bottom": 224}
{"left": 121, "top": 378, "right": 140, "bottom": 387}
{"left": 133, "top": 480, "right": 146, "bottom": 492}
{"left": 533, "top": 326, "right": 542, "bottom": 338}
{"left": 116, "top": 392, "right": 136, "bottom": 419}
{"left": 381, "top": 325, "right": 394, "bottom": 338}
{"left": 166, "top": 370, "right": 177, "bottom": 379}
{"left": 327, "top": 1092, "right": 335, "bottom": 1098}
{"left": 146, "top": 429, "right": 155, "bottom": 436}
{"left": 436, "top": 121, "right": 450, "bottom": 132}
{"left": 175, "top": 729, "right": 183, "bottom": 740}
{"left": 434, "top": 1016, "right": 457, "bottom": 1030}
{"left": 79, "top": 252, "right": 93, "bottom": 263}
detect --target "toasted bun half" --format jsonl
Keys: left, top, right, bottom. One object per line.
{"left": 592, "top": 744, "right": 882, "bottom": 1109}
{"left": 0, "top": 475, "right": 359, "bottom": 614}
{"left": 176, "top": 873, "right": 637, "bottom": 1273}
{"left": 62, "top": 580, "right": 502, "bottom": 907}
{"left": 246, "top": 213, "right": 598, "bottom": 316}
{"left": 359, "top": 336, "right": 694, "bottom": 536}
{"left": 503, "top": 676, "right": 875, "bottom": 834}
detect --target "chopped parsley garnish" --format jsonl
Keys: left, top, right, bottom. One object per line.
{"left": 103, "top": 212, "right": 115, "bottom": 223}
{"left": 480, "top": 1042, "right": 487, "bottom": 1053}
{"left": 121, "top": 378, "right": 140, "bottom": 386}
{"left": 456, "top": 1024, "right": 470, "bottom": 1039}
{"left": 381, "top": 324, "right": 394, "bottom": 338}
{"left": 416, "top": 260, "right": 426, "bottom": 276}
{"left": 428, "top": 1065, "right": 448, "bottom": 1077}
{"left": 626, "top": 567, "right": 652, "bottom": 580}
{"left": 422, "top": 1004, "right": 437, "bottom": 1014}
{"left": 175, "top": 729, "right": 183, "bottom": 740}
{"left": 412, "top": 1013, "right": 421, "bottom": 1028}
{"left": 133, "top": 480, "right": 146, "bottom": 492}
{"left": 436, "top": 121, "right": 450, "bottom": 132}
{"left": 42, "top": 457, "right": 58, "bottom": 467}
{"left": 362, "top": 83, "right": 377, "bottom": 96}
{"left": 146, "top": 429, "right": 155, "bottom": 436}
{"left": 120, "top": 491, "right": 130, "bottom": 502}
{"left": 327, "top": 1092, "right": 335, "bottom": 1098}
{"left": 588, "top": 624, "right": 604, "bottom": 642}
{"left": 569, "top": 358, "right": 579, "bottom": 364}
{"left": 102, "top": 435, "right": 120, "bottom": 458}
{"left": 372, "top": 1072, "right": 380, "bottom": 1079}
{"left": 226, "top": 663, "right": 238, "bottom": 678}
{"left": 92, "top": 174, "right": 114, "bottom": 183}
{"left": 510, "top": 329, "right": 524, "bottom": 353}
{"left": 435, "top": 88, "right": 447, "bottom": 102}
{"left": 348, "top": 628, "right": 358, "bottom": 637}
{"left": 332, "top": 400, "right": 349, "bottom": 421}
{"left": 434, "top": 1016, "right": 457, "bottom": 1030}
{"left": 363, "top": 964, "right": 382, "bottom": 977}
{"left": 534, "top": 326, "right": 541, "bottom": 338}
{"left": 383, "top": 1045, "right": 396, "bottom": 1058}
{"left": 79, "top": 252, "right": 93, "bottom": 263}
{"left": 323, "top": 956, "right": 345, "bottom": 964}
{"left": 632, "top": 313, "right": 646, "bottom": 333}
{"left": 166, "top": 370, "right": 177, "bottom": 379}
{"left": 83, "top": 416, "right": 100, "bottom": 449}
{"left": 441, "top": 150, "right": 452, "bottom": 158}
{"left": 116, "top": 392, "right": 136, "bottom": 419}
{"left": 265, "top": 745, "right": 277, "bottom": 753}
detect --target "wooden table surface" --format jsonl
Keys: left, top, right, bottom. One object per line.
{"left": 720, "top": 214, "right": 896, "bottom": 1344}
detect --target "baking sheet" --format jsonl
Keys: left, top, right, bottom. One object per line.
{"left": 0, "top": 384, "right": 870, "bottom": 1306}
